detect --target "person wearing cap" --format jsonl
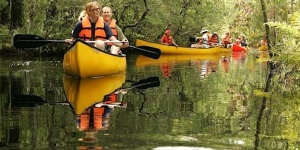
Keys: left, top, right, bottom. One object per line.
{"left": 192, "top": 29, "right": 210, "bottom": 48}
{"left": 200, "top": 29, "right": 209, "bottom": 45}
{"left": 161, "top": 30, "right": 179, "bottom": 47}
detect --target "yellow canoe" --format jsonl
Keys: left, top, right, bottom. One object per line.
{"left": 136, "top": 54, "right": 221, "bottom": 67}
{"left": 136, "top": 39, "right": 222, "bottom": 55}
{"left": 63, "top": 40, "right": 126, "bottom": 78}
{"left": 258, "top": 45, "right": 268, "bottom": 51}
{"left": 63, "top": 74, "right": 126, "bottom": 114}
{"left": 220, "top": 47, "right": 232, "bottom": 53}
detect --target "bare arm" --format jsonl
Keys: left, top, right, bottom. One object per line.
{"left": 108, "top": 36, "right": 123, "bottom": 47}
{"left": 116, "top": 25, "right": 127, "bottom": 41}
{"left": 172, "top": 40, "right": 178, "bottom": 47}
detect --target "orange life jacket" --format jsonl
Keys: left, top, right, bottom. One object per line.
{"left": 78, "top": 107, "right": 105, "bottom": 131}
{"left": 209, "top": 37, "right": 218, "bottom": 45}
{"left": 107, "top": 19, "right": 118, "bottom": 46}
{"left": 79, "top": 16, "right": 106, "bottom": 41}
{"left": 77, "top": 92, "right": 119, "bottom": 131}
{"left": 161, "top": 35, "right": 173, "bottom": 45}
{"left": 104, "top": 93, "right": 117, "bottom": 104}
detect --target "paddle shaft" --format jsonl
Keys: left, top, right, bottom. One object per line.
{"left": 16, "top": 39, "right": 125, "bottom": 43}
{"left": 13, "top": 100, "right": 123, "bottom": 108}
{"left": 13, "top": 34, "right": 161, "bottom": 59}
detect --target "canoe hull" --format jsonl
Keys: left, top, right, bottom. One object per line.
{"left": 63, "top": 40, "right": 126, "bottom": 78}
{"left": 63, "top": 74, "right": 126, "bottom": 114}
{"left": 220, "top": 47, "right": 232, "bottom": 53}
{"left": 136, "top": 39, "right": 222, "bottom": 55}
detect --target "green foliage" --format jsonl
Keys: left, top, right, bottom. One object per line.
{"left": 0, "top": 0, "right": 7, "bottom": 9}
{"left": 2, "top": 0, "right": 300, "bottom": 57}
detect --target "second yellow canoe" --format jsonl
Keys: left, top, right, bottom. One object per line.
{"left": 136, "top": 39, "right": 224, "bottom": 55}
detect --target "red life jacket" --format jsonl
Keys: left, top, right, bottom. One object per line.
{"left": 161, "top": 63, "right": 172, "bottom": 78}
{"left": 209, "top": 37, "right": 218, "bottom": 44}
{"left": 161, "top": 35, "right": 173, "bottom": 45}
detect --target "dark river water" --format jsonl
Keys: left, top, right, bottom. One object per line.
{"left": 0, "top": 50, "right": 294, "bottom": 149}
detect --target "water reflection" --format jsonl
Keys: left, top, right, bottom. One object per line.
{"left": 221, "top": 56, "right": 230, "bottom": 73}
{"left": 136, "top": 54, "right": 221, "bottom": 79}
{"left": 63, "top": 75, "right": 126, "bottom": 115}
{"left": 1, "top": 52, "right": 295, "bottom": 149}
{"left": 231, "top": 51, "right": 247, "bottom": 63}
{"left": 63, "top": 74, "right": 160, "bottom": 148}
{"left": 191, "top": 60, "right": 218, "bottom": 78}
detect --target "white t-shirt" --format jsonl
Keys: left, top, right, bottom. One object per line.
{"left": 202, "top": 34, "right": 209, "bottom": 44}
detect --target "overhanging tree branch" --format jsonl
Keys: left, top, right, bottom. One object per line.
{"left": 122, "top": 0, "right": 149, "bottom": 30}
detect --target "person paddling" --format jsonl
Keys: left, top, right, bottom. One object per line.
{"left": 160, "top": 29, "right": 179, "bottom": 47}
{"left": 102, "top": 6, "right": 129, "bottom": 55}
{"left": 65, "top": 2, "right": 128, "bottom": 54}
{"left": 221, "top": 32, "right": 232, "bottom": 48}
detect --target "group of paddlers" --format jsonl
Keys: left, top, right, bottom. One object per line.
{"left": 160, "top": 29, "right": 248, "bottom": 49}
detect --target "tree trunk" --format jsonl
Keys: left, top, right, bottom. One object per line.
{"left": 10, "top": 0, "right": 23, "bottom": 30}
{"left": 0, "top": 0, "right": 10, "bottom": 25}
{"left": 260, "top": 0, "right": 276, "bottom": 59}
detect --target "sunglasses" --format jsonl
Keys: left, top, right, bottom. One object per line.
{"left": 90, "top": 8, "right": 100, "bottom": 11}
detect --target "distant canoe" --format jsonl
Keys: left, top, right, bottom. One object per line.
{"left": 63, "top": 74, "right": 126, "bottom": 114}
{"left": 136, "top": 39, "right": 223, "bottom": 55}
{"left": 63, "top": 40, "right": 126, "bottom": 78}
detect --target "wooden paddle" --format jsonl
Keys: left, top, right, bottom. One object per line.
{"left": 13, "top": 34, "right": 161, "bottom": 59}
{"left": 11, "top": 76, "right": 160, "bottom": 108}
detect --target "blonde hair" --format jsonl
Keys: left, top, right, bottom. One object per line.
{"left": 78, "top": 1, "right": 102, "bottom": 21}
{"left": 85, "top": 1, "right": 101, "bottom": 12}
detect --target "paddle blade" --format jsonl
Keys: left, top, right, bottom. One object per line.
{"left": 131, "top": 76, "right": 160, "bottom": 89}
{"left": 12, "top": 94, "right": 46, "bottom": 107}
{"left": 13, "top": 34, "right": 48, "bottom": 48}
{"left": 130, "top": 46, "right": 161, "bottom": 59}
{"left": 189, "top": 37, "right": 196, "bottom": 42}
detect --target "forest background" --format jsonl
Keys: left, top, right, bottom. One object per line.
{"left": 1, "top": 0, "right": 298, "bottom": 54}
{"left": 1, "top": 0, "right": 300, "bottom": 148}
{"left": 0, "top": 0, "right": 300, "bottom": 83}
